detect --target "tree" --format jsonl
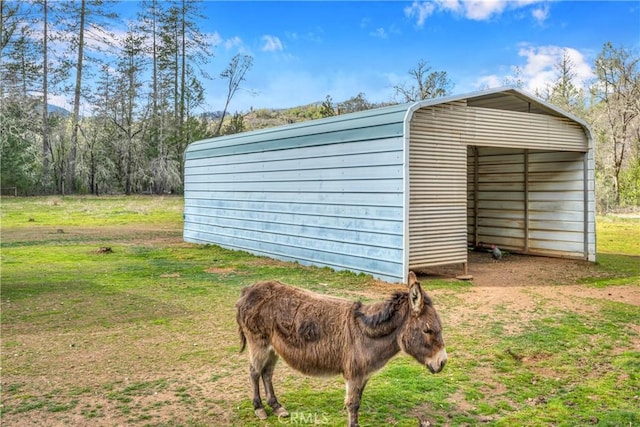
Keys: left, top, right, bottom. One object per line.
{"left": 337, "top": 92, "right": 372, "bottom": 114}
{"left": 0, "top": 1, "right": 18, "bottom": 57}
{"left": 79, "top": 115, "right": 115, "bottom": 195}
{"left": 137, "top": 0, "right": 163, "bottom": 158}
{"left": 111, "top": 28, "right": 149, "bottom": 194}
{"left": 40, "top": 0, "right": 51, "bottom": 190}
{"left": 394, "top": 59, "right": 453, "bottom": 102}
{"left": 502, "top": 65, "right": 525, "bottom": 89}
{"left": 0, "top": 0, "right": 43, "bottom": 194}
{"left": 222, "top": 111, "right": 246, "bottom": 135}
{"left": 58, "top": 0, "right": 118, "bottom": 193}
{"left": 214, "top": 54, "right": 253, "bottom": 135}
{"left": 591, "top": 42, "right": 640, "bottom": 207}
{"left": 537, "top": 50, "right": 587, "bottom": 118}
{"left": 68, "top": 0, "right": 86, "bottom": 194}
{"left": 157, "top": 0, "right": 211, "bottom": 192}
{"left": 319, "top": 95, "right": 335, "bottom": 117}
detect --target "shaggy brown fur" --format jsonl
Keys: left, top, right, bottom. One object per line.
{"left": 235, "top": 271, "right": 447, "bottom": 427}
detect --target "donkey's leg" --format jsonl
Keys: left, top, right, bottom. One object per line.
{"left": 248, "top": 342, "right": 270, "bottom": 419}
{"left": 262, "top": 348, "right": 289, "bottom": 418}
{"left": 249, "top": 364, "right": 267, "bottom": 419}
{"left": 345, "top": 377, "right": 369, "bottom": 427}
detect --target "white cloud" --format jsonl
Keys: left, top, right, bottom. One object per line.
{"left": 362, "top": 16, "right": 400, "bottom": 39}
{"left": 261, "top": 35, "right": 284, "bottom": 52}
{"left": 464, "top": 0, "right": 509, "bottom": 20}
{"left": 284, "top": 30, "right": 323, "bottom": 44}
{"left": 437, "top": 0, "right": 464, "bottom": 13}
{"left": 83, "top": 26, "right": 125, "bottom": 55}
{"left": 406, "top": 0, "right": 549, "bottom": 25}
{"left": 404, "top": 1, "right": 437, "bottom": 26}
{"left": 224, "top": 36, "right": 243, "bottom": 50}
{"left": 208, "top": 31, "right": 223, "bottom": 47}
{"left": 370, "top": 28, "right": 388, "bottom": 39}
{"left": 474, "top": 44, "right": 595, "bottom": 93}
{"left": 474, "top": 74, "right": 503, "bottom": 89}
{"left": 531, "top": 4, "right": 549, "bottom": 24}
{"left": 519, "top": 45, "right": 594, "bottom": 92}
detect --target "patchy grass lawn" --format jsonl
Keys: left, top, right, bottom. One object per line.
{"left": 596, "top": 215, "right": 640, "bottom": 255}
{"left": 1, "top": 197, "right": 638, "bottom": 426}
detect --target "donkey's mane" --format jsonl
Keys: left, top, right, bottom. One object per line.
{"left": 355, "top": 291, "right": 406, "bottom": 328}
{"left": 354, "top": 290, "right": 434, "bottom": 338}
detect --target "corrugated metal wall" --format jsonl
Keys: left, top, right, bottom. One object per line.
{"left": 408, "top": 103, "right": 469, "bottom": 269}
{"left": 467, "top": 147, "right": 525, "bottom": 249}
{"left": 466, "top": 147, "right": 594, "bottom": 259}
{"left": 409, "top": 100, "right": 593, "bottom": 267}
{"left": 465, "top": 107, "right": 589, "bottom": 151}
{"left": 184, "top": 114, "right": 408, "bottom": 282}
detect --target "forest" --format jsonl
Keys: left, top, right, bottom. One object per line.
{"left": 1, "top": 0, "right": 639, "bottom": 212}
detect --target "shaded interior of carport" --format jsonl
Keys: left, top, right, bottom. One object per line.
{"left": 406, "top": 90, "right": 595, "bottom": 275}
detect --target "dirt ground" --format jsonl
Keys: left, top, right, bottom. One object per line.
{"left": 416, "top": 251, "right": 640, "bottom": 330}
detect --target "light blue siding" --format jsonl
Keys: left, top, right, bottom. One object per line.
{"left": 184, "top": 107, "right": 409, "bottom": 282}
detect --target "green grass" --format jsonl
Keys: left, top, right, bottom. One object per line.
{"left": 573, "top": 215, "right": 640, "bottom": 287}
{"left": 596, "top": 215, "right": 640, "bottom": 255}
{"left": 0, "top": 195, "right": 182, "bottom": 228}
{"left": 1, "top": 197, "right": 638, "bottom": 426}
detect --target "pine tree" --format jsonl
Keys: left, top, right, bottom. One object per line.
{"left": 0, "top": 0, "right": 43, "bottom": 194}
{"left": 537, "top": 49, "right": 586, "bottom": 118}
{"left": 113, "top": 28, "right": 149, "bottom": 194}
{"left": 156, "top": 0, "right": 211, "bottom": 192}
{"left": 58, "top": 0, "right": 117, "bottom": 193}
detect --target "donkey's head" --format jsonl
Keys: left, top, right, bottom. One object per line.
{"left": 399, "top": 271, "right": 447, "bottom": 374}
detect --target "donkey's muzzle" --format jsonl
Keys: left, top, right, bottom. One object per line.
{"left": 427, "top": 348, "right": 447, "bottom": 374}
{"left": 428, "top": 358, "right": 446, "bottom": 374}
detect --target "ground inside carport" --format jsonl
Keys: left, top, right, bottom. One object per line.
{"left": 413, "top": 251, "right": 640, "bottom": 323}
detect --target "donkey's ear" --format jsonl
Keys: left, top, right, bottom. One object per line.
{"left": 407, "top": 271, "right": 418, "bottom": 288}
{"left": 408, "top": 271, "right": 423, "bottom": 314}
{"left": 409, "top": 282, "right": 424, "bottom": 314}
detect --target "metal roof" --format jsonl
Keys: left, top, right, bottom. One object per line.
{"left": 186, "top": 87, "right": 592, "bottom": 158}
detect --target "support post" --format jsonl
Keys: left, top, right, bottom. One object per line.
{"left": 524, "top": 149, "right": 529, "bottom": 253}
{"left": 457, "top": 262, "right": 473, "bottom": 281}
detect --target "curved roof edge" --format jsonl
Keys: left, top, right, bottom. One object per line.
{"left": 404, "top": 86, "right": 593, "bottom": 144}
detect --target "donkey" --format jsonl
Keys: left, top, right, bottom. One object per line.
{"left": 235, "top": 271, "right": 447, "bottom": 427}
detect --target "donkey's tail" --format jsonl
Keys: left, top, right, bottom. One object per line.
{"left": 236, "top": 307, "right": 247, "bottom": 353}
{"left": 238, "top": 327, "right": 247, "bottom": 353}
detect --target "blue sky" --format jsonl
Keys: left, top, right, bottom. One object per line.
{"left": 119, "top": 1, "right": 640, "bottom": 113}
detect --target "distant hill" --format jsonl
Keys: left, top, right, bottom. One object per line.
{"left": 199, "top": 111, "right": 226, "bottom": 120}
{"left": 47, "top": 104, "right": 72, "bottom": 117}
{"left": 212, "top": 98, "right": 396, "bottom": 134}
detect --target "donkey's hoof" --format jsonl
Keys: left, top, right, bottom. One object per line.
{"left": 254, "top": 408, "right": 268, "bottom": 420}
{"left": 273, "top": 406, "right": 289, "bottom": 418}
